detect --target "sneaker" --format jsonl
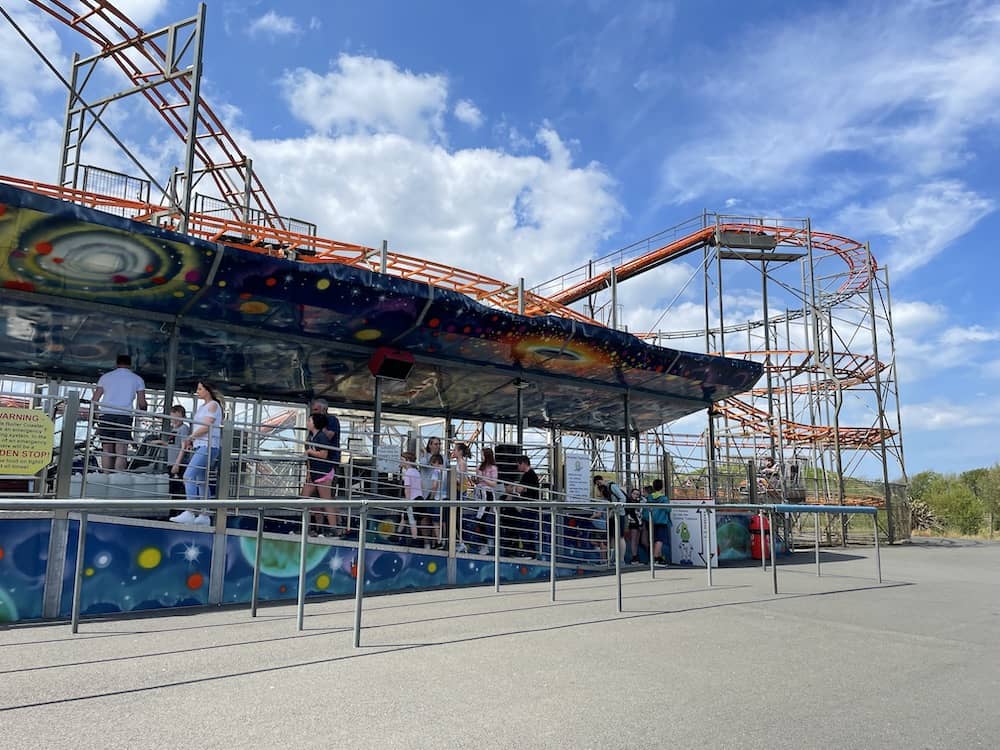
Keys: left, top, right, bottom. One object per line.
{"left": 478, "top": 545, "right": 493, "bottom": 556}
{"left": 655, "top": 556, "right": 667, "bottom": 566}
{"left": 192, "top": 514, "right": 212, "bottom": 526}
{"left": 170, "top": 510, "right": 197, "bottom": 524}
{"left": 455, "top": 542, "right": 467, "bottom": 554}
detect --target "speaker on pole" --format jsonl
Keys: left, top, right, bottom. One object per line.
{"left": 367, "top": 347, "right": 414, "bottom": 381}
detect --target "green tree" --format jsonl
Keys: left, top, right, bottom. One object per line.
{"left": 960, "top": 467, "right": 989, "bottom": 499}
{"left": 980, "top": 464, "right": 1000, "bottom": 535}
{"left": 930, "top": 482, "right": 984, "bottom": 535}
{"left": 909, "top": 470, "right": 945, "bottom": 502}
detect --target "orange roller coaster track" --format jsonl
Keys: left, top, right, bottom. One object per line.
{"left": 535, "top": 223, "right": 875, "bottom": 314}
{"left": 0, "top": 174, "right": 597, "bottom": 326}
{"left": 12, "top": 0, "right": 897, "bottom": 456}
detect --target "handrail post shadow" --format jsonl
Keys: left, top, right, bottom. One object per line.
{"left": 70, "top": 511, "right": 88, "bottom": 633}
{"left": 296, "top": 508, "right": 308, "bottom": 631}
{"left": 251, "top": 508, "right": 264, "bottom": 617}
{"left": 353, "top": 504, "right": 369, "bottom": 647}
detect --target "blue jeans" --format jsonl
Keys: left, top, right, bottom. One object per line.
{"left": 183, "top": 446, "right": 220, "bottom": 502}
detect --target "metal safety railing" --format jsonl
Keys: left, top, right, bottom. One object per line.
{"left": 0, "top": 494, "right": 880, "bottom": 646}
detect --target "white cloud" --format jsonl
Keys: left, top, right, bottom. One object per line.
{"left": 111, "top": 0, "right": 169, "bottom": 27}
{"left": 837, "top": 181, "right": 993, "bottom": 275}
{"left": 280, "top": 55, "right": 449, "bottom": 143}
{"left": 902, "top": 400, "right": 1000, "bottom": 431}
{"left": 661, "top": 2, "right": 1000, "bottom": 204}
{"left": 454, "top": 99, "right": 484, "bottom": 129}
{"left": 0, "top": 119, "right": 64, "bottom": 181}
{"left": 248, "top": 11, "right": 302, "bottom": 39}
{"left": 892, "top": 317, "right": 1000, "bottom": 384}
{"left": 890, "top": 300, "right": 947, "bottom": 334}
{"left": 242, "top": 122, "right": 622, "bottom": 286}
{"left": 651, "top": 0, "right": 1000, "bottom": 282}
{"left": 940, "top": 325, "right": 1000, "bottom": 346}
{"left": 0, "top": 6, "right": 66, "bottom": 119}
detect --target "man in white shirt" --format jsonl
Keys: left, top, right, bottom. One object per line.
{"left": 93, "top": 354, "right": 147, "bottom": 471}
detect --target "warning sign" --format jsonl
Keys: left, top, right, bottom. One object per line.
{"left": 0, "top": 407, "right": 54, "bottom": 475}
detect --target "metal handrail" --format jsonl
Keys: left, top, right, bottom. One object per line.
{"left": 0, "top": 494, "right": 881, "bottom": 644}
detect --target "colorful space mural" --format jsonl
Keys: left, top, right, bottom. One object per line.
{"left": 0, "top": 515, "right": 584, "bottom": 623}
{"left": 0, "top": 183, "right": 761, "bottom": 433}
{"left": 0, "top": 517, "right": 50, "bottom": 622}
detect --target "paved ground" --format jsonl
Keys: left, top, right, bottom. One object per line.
{"left": 1, "top": 539, "right": 997, "bottom": 749}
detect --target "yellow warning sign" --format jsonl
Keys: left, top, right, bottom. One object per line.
{"left": 0, "top": 407, "right": 54, "bottom": 475}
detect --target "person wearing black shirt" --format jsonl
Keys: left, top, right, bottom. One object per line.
{"left": 302, "top": 412, "right": 339, "bottom": 536}
{"left": 511, "top": 455, "right": 540, "bottom": 557}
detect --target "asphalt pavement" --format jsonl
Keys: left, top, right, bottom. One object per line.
{"left": 1, "top": 538, "right": 997, "bottom": 749}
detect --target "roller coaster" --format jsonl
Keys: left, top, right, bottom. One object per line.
{"left": 1, "top": 1, "right": 906, "bottom": 521}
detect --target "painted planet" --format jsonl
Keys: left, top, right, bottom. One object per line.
{"left": 239, "top": 537, "right": 329, "bottom": 578}
{"left": 0, "top": 589, "right": 18, "bottom": 622}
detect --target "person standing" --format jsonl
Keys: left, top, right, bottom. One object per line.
{"left": 450, "top": 442, "right": 472, "bottom": 553}
{"left": 148, "top": 404, "right": 189, "bottom": 501}
{"left": 473, "top": 447, "right": 499, "bottom": 555}
{"left": 593, "top": 475, "right": 627, "bottom": 564}
{"left": 309, "top": 398, "right": 340, "bottom": 470}
{"left": 509, "top": 455, "right": 540, "bottom": 557}
{"left": 309, "top": 398, "right": 350, "bottom": 536}
{"left": 172, "top": 380, "right": 223, "bottom": 525}
{"left": 399, "top": 451, "right": 422, "bottom": 544}
{"left": 644, "top": 478, "right": 671, "bottom": 565}
{"left": 419, "top": 437, "right": 443, "bottom": 547}
{"left": 625, "top": 487, "right": 644, "bottom": 564}
{"left": 92, "top": 354, "right": 147, "bottom": 471}
{"left": 301, "top": 412, "right": 339, "bottom": 536}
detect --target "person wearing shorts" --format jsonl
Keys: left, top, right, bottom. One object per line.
{"left": 302, "top": 413, "right": 339, "bottom": 536}
{"left": 644, "top": 478, "right": 671, "bottom": 565}
{"left": 93, "top": 354, "right": 147, "bottom": 472}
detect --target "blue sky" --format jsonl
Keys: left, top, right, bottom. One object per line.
{"left": 2, "top": 0, "right": 999, "bottom": 478}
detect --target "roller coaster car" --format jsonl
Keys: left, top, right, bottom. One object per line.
{"left": 713, "top": 230, "right": 778, "bottom": 251}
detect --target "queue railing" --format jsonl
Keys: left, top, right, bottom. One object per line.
{"left": 0, "top": 493, "right": 881, "bottom": 644}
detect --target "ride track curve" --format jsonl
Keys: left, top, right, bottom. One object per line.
{"left": 12, "top": 0, "right": 893, "bottom": 452}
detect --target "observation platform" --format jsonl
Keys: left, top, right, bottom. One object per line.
{"left": 1, "top": 539, "right": 996, "bottom": 748}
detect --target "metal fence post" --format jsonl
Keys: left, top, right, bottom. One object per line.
{"left": 759, "top": 508, "right": 767, "bottom": 572}
{"left": 814, "top": 511, "right": 821, "bottom": 577}
{"left": 346, "top": 458, "right": 353, "bottom": 532}
{"left": 614, "top": 510, "right": 622, "bottom": 613}
{"left": 769, "top": 510, "right": 778, "bottom": 595}
{"left": 549, "top": 505, "right": 557, "bottom": 602}
{"left": 704, "top": 507, "right": 713, "bottom": 588}
{"left": 648, "top": 510, "right": 655, "bottom": 579}
{"left": 353, "top": 504, "right": 369, "bottom": 647}
{"left": 296, "top": 508, "right": 309, "bottom": 631}
{"left": 251, "top": 508, "right": 264, "bottom": 617}
{"left": 873, "top": 512, "right": 882, "bottom": 583}
{"left": 70, "top": 512, "right": 88, "bottom": 633}
{"left": 494, "top": 504, "right": 501, "bottom": 592}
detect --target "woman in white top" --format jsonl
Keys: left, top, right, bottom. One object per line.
{"left": 182, "top": 380, "right": 223, "bottom": 505}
